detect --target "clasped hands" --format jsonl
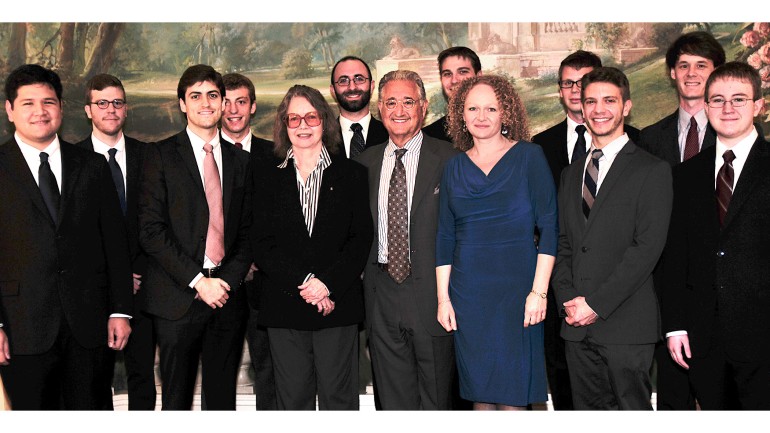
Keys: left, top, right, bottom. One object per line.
{"left": 299, "top": 277, "right": 334, "bottom": 317}
{"left": 563, "top": 296, "right": 598, "bottom": 327}
{"left": 195, "top": 277, "right": 230, "bottom": 308}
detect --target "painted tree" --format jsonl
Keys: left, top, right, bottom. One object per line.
{"left": 82, "top": 23, "right": 125, "bottom": 80}
{"left": 8, "top": 23, "right": 28, "bottom": 69}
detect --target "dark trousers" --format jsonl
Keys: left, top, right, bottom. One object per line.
{"left": 154, "top": 295, "right": 246, "bottom": 410}
{"left": 0, "top": 320, "right": 109, "bottom": 410}
{"left": 367, "top": 269, "right": 454, "bottom": 410}
{"left": 268, "top": 325, "right": 359, "bottom": 410}
{"left": 123, "top": 311, "right": 158, "bottom": 410}
{"left": 654, "top": 341, "right": 695, "bottom": 410}
{"left": 245, "top": 306, "right": 277, "bottom": 410}
{"left": 565, "top": 338, "right": 654, "bottom": 410}
{"left": 544, "top": 288, "right": 573, "bottom": 410}
{"left": 689, "top": 345, "right": 770, "bottom": 410}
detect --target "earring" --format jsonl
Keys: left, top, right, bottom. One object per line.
{"left": 462, "top": 122, "right": 467, "bottom": 133}
{"left": 501, "top": 126, "right": 509, "bottom": 135}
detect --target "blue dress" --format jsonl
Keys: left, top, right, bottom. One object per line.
{"left": 436, "top": 141, "right": 558, "bottom": 406}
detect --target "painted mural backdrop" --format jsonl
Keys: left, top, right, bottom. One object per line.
{"left": 0, "top": 22, "right": 768, "bottom": 144}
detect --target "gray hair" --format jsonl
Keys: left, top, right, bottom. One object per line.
{"left": 377, "top": 70, "right": 426, "bottom": 101}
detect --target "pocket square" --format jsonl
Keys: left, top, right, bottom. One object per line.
{"left": 434, "top": 186, "right": 440, "bottom": 195}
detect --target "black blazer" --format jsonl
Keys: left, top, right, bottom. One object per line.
{"left": 138, "top": 130, "right": 252, "bottom": 320}
{"left": 637, "top": 110, "right": 717, "bottom": 166}
{"left": 532, "top": 119, "right": 640, "bottom": 188}
{"left": 0, "top": 139, "right": 132, "bottom": 354}
{"left": 662, "top": 136, "right": 770, "bottom": 362}
{"left": 552, "top": 139, "right": 672, "bottom": 345}
{"left": 355, "top": 135, "right": 459, "bottom": 337}
{"left": 251, "top": 153, "right": 373, "bottom": 330}
{"left": 422, "top": 115, "right": 450, "bottom": 143}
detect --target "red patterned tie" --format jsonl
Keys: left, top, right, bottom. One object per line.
{"left": 234, "top": 142, "right": 242, "bottom": 149}
{"left": 716, "top": 150, "right": 735, "bottom": 227}
{"left": 683, "top": 116, "right": 699, "bottom": 161}
{"left": 203, "top": 143, "right": 225, "bottom": 264}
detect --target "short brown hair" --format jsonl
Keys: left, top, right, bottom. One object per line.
{"left": 273, "top": 85, "right": 341, "bottom": 158}
{"left": 84, "top": 73, "right": 125, "bottom": 104}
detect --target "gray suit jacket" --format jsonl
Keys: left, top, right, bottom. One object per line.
{"left": 552, "top": 139, "right": 672, "bottom": 344}
{"left": 355, "top": 134, "right": 457, "bottom": 337}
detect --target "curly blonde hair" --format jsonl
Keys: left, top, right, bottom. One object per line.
{"left": 445, "top": 75, "right": 529, "bottom": 151}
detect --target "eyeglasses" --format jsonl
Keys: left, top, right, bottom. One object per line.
{"left": 334, "top": 75, "right": 370, "bottom": 87}
{"left": 558, "top": 79, "right": 583, "bottom": 89}
{"left": 90, "top": 99, "right": 126, "bottom": 109}
{"left": 284, "top": 112, "right": 322, "bottom": 129}
{"left": 382, "top": 98, "right": 420, "bottom": 111}
{"left": 706, "top": 97, "right": 750, "bottom": 108}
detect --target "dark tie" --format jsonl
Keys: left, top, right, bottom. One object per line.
{"left": 582, "top": 149, "right": 603, "bottom": 220}
{"left": 571, "top": 124, "right": 587, "bottom": 163}
{"left": 107, "top": 148, "right": 127, "bottom": 215}
{"left": 387, "top": 148, "right": 410, "bottom": 283}
{"left": 716, "top": 150, "right": 736, "bottom": 227}
{"left": 683, "top": 116, "right": 699, "bottom": 162}
{"left": 350, "top": 123, "right": 366, "bottom": 158}
{"left": 233, "top": 142, "right": 243, "bottom": 149}
{"left": 38, "top": 152, "right": 60, "bottom": 223}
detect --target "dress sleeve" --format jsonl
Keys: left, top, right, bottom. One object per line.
{"left": 435, "top": 159, "right": 456, "bottom": 266}
{"left": 528, "top": 144, "right": 558, "bottom": 257}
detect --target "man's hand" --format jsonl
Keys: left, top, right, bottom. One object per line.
{"left": 316, "top": 297, "right": 335, "bottom": 316}
{"left": 667, "top": 334, "right": 692, "bottom": 370}
{"left": 107, "top": 317, "right": 132, "bottom": 351}
{"left": 132, "top": 273, "right": 142, "bottom": 294}
{"left": 0, "top": 329, "right": 10, "bottom": 365}
{"left": 194, "top": 277, "right": 230, "bottom": 308}
{"left": 298, "top": 278, "right": 330, "bottom": 305}
{"left": 564, "top": 296, "right": 598, "bottom": 327}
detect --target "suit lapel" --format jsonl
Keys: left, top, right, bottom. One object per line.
{"left": 703, "top": 123, "right": 717, "bottom": 151}
{"left": 723, "top": 137, "right": 769, "bottom": 229}
{"left": 555, "top": 119, "right": 569, "bottom": 169}
{"left": 314, "top": 156, "right": 343, "bottom": 236}
{"left": 220, "top": 139, "right": 236, "bottom": 222}
{"left": 0, "top": 140, "right": 53, "bottom": 225}
{"left": 368, "top": 146, "right": 385, "bottom": 228}
{"left": 661, "top": 112, "right": 681, "bottom": 164}
{"left": 59, "top": 142, "right": 84, "bottom": 227}
{"left": 125, "top": 137, "right": 141, "bottom": 211}
{"left": 584, "top": 139, "right": 635, "bottom": 233}
{"left": 175, "top": 131, "right": 205, "bottom": 192}
{"left": 278, "top": 161, "right": 309, "bottom": 239}
{"left": 411, "top": 139, "right": 441, "bottom": 215}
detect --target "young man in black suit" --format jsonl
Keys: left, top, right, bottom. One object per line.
{"left": 637, "top": 31, "right": 725, "bottom": 411}
{"left": 330, "top": 56, "right": 389, "bottom": 157}
{"left": 423, "top": 46, "right": 481, "bottom": 143}
{"left": 552, "top": 67, "right": 672, "bottom": 410}
{"left": 76, "top": 74, "right": 156, "bottom": 410}
{"left": 139, "top": 64, "right": 252, "bottom": 410}
{"left": 220, "top": 72, "right": 277, "bottom": 410}
{"left": 663, "top": 62, "right": 769, "bottom": 410}
{"left": 0, "top": 64, "right": 133, "bottom": 410}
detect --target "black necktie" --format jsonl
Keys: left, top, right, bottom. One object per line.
{"left": 572, "top": 124, "right": 587, "bottom": 163}
{"left": 350, "top": 123, "right": 366, "bottom": 158}
{"left": 107, "top": 148, "right": 127, "bottom": 215}
{"left": 39, "top": 152, "right": 60, "bottom": 223}
{"left": 387, "top": 148, "right": 410, "bottom": 283}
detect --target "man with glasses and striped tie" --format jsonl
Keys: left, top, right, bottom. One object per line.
{"left": 552, "top": 67, "right": 672, "bottom": 410}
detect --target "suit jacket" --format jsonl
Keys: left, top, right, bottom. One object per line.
{"left": 423, "top": 115, "right": 450, "bottom": 143}
{"left": 662, "top": 136, "right": 770, "bottom": 362}
{"left": 338, "top": 116, "right": 389, "bottom": 157}
{"left": 0, "top": 139, "right": 132, "bottom": 355}
{"left": 355, "top": 134, "right": 459, "bottom": 337}
{"left": 552, "top": 139, "right": 672, "bottom": 344}
{"left": 637, "top": 110, "right": 717, "bottom": 166}
{"left": 532, "top": 119, "right": 640, "bottom": 188}
{"left": 138, "top": 130, "right": 252, "bottom": 320}
{"left": 251, "top": 153, "right": 372, "bottom": 330}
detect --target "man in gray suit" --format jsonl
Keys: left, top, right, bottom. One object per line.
{"left": 552, "top": 67, "right": 672, "bottom": 410}
{"left": 355, "top": 70, "right": 457, "bottom": 410}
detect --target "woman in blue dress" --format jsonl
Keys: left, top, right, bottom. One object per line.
{"left": 436, "top": 75, "right": 558, "bottom": 410}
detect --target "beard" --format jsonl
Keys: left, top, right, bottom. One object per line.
{"left": 337, "top": 89, "right": 372, "bottom": 113}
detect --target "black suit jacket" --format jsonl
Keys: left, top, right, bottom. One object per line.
{"left": 251, "top": 153, "right": 372, "bottom": 330}
{"left": 637, "top": 110, "right": 717, "bottom": 166}
{"left": 355, "top": 134, "right": 459, "bottom": 337}
{"left": 423, "top": 115, "right": 450, "bottom": 143}
{"left": 662, "top": 136, "right": 770, "bottom": 362}
{"left": 139, "top": 130, "right": 252, "bottom": 320}
{"left": 0, "top": 138, "right": 132, "bottom": 355}
{"left": 532, "top": 119, "right": 640, "bottom": 188}
{"left": 338, "top": 116, "right": 389, "bottom": 157}
{"left": 552, "top": 139, "right": 671, "bottom": 344}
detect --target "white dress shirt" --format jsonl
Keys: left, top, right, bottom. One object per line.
{"left": 566, "top": 116, "right": 592, "bottom": 162}
{"left": 339, "top": 112, "right": 373, "bottom": 157}
{"left": 91, "top": 132, "right": 127, "bottom": 193}
{"left": 581, "top": 133, "right": 629, "bottom": 195}
{"left": 677, "top": 107, "right": 708, "bottom": 161}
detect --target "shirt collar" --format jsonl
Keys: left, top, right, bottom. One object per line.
{"left": 386, "top": 130, "right": 423, "bottom": 156}
{"left": 186, "top": 126, "right": 220, "bottom": 150}
{"left": 91, "top": 132, "right": 125, "bottom": 154}
{"left": 716, "top": 128, "right": 758, "bottom": 163}
{"left": 678, "top": 107, "right": 707, "bottom": 132}
{"left": 339, "top": 112, "right": 372, "bottom": 132}
{"left": 566, "top": 116, "right": 586, "bottom": 135}
{"left": 221, "top": 130, "right": 251, "bottom": 148}
{"left": 278, "top": 145, "right": 333, "bottom": 171}
{"left": 592, "top": 133, "right": 629, "bottom": 158}
{"left": 15, "top": 132, "right": 60, "bottom": 156}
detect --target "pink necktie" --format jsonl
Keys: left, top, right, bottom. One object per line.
{"left": 203, "top": 143, "right": 225, "bottom": 264}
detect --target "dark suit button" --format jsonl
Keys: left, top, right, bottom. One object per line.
{"left": 58, "top": 269, "right": 65, "bottom": 275}
{"left": 581, "top": 247, "right": 588, "bottom": 253}
{"left": 717, "top": 251, "right": 725, "bottom": 257}
{"left": 200, "top": 236, "right": 205, "bottom": 242}
{"left": 55, "top": 235, "right": 63, "bottom": 240}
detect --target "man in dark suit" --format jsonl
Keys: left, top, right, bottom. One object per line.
{"left": 637, "top": 31, "right": 725, "bottom": 411}
{"left": 0, "top": 64, "right": 133, "bottom": 410}
{"left": 220, "top": 72, "right": 277, "bottom": 410}
{"left": 552, "top": 67, "right": 672, "bottom": 410}
{"left": 663, "top": 62, "right": 770, "bottom": 410}
{"left": 355, "top": 70, "right": 458, "bottom": 410}
{"left": 423, "top": 46, "right": 481, "bottom": 143}
{"left": 139, "top": 64, "right": 252, "bottom": 410}
{"left": 76, "top": 73, "right": 155, "bottom": 411}
{"left": 330, "top": 56, "right": 388, "bottom": 158}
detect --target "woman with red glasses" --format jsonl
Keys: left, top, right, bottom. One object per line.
{"left": 250, "top": 85, "right": 373, "bottom": 410}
